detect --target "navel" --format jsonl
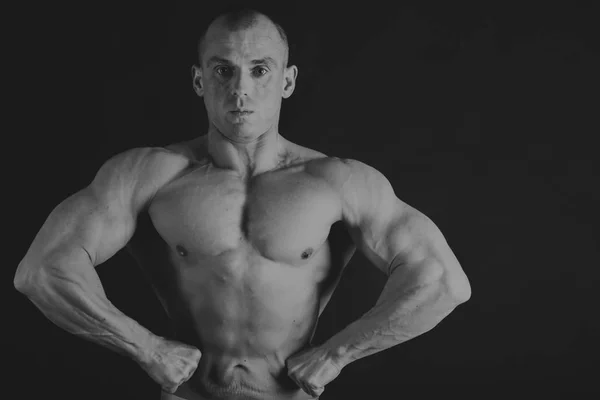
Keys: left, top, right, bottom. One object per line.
{"left": 176, "top": 244, "right": 188, "bottom": 257}
{"left": 301, "top": 248, "right": 314, "bottom": 260}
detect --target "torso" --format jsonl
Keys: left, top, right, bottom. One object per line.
{"left": 126, "top": 136, "right": 356, "bottom": 400}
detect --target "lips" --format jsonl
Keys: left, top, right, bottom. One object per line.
{"left": 230, "top": 110, "right": 253, "bottom": 115}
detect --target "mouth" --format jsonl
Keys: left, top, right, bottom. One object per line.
{"left": 229, "top": 110, "right": 254, "bottom": 116}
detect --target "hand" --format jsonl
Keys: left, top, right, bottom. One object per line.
{"left": 286, "top": 345, "right": 342, "bottom": 398}
{"left": 140, "top": 336, "right": 202, "bottom": 394}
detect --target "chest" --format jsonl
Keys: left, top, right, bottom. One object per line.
{"left": 148, "top": 165, "right": 342, "bottom": 264}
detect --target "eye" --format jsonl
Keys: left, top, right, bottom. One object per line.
{"left": 215, "top": 66, "right": 233, "bottom": 78}
{"left": 252, "top": 66, "right": 269, "bottom": 77}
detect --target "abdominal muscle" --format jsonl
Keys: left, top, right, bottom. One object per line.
{"left": 163, "top": 246, "right": 326, "bottom": 400}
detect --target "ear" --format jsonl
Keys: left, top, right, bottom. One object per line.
{"left": 191, "top": 65, "right": 204, "bottom": 97}
{"left": 282, "top": 65, "right": 298, "bottom": 99}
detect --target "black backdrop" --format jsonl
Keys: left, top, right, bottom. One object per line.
{"left": 9, "top": 0, "right": 599, "bottom": 399}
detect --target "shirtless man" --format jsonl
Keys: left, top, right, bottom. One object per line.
{"left": 14, "top": 8, "right": 471, "bottom": 400}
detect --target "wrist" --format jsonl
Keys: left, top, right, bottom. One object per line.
{"left": 136, "top": 332, "right": 162, "bottom": 367}
{"left": 322, "top": 336, "right": 352, "bottom": 370}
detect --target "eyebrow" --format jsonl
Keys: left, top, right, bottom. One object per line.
{"left": 206, "top": 56, "right": 278, "bottom": 68}
{"left": 251, "top": 57, "right": 277, "bottom": 67}
{"left": 206, "top": 56, "right": 231, "bottom": 66}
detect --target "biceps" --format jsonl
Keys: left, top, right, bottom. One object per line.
{"left": 30, "top": 188, "right": 135, "bottom": 270}
{"left": 81, "top": 202, "right": 135, "bottom": 266}
{"left": 386, "top": 210, "right": 458, "bottom": 288}
{"left": 358, "top": 205, "right": 432, "bottom": 275}
{"left": 386, "top": 209, "right": 433, "bottom": 264}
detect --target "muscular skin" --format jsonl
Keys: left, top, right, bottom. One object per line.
{"left": 14, "top": 136, "right": 355, "bottom": 400}
{"left": 129, "top": 137, "right": 355, "bottom": 399}
{"left": 14, "top": 10, "right": 471, "bottom": 400}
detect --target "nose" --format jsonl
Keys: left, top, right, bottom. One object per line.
{"left": 231, "top": 70, "right": 251, "bottom": 98}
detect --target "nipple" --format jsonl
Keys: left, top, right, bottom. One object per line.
{"left": 176, "top": 245, "right": 188, "bottom": 257}
{"left": 301, "top": 248, "right": 313, "bottom": 260}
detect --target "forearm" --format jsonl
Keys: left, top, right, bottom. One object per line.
{"left": 18, "top": 258, "right": 156, "bottom": 365}
{"left": 323, "top": 262, "right": 464, "bottom": 367}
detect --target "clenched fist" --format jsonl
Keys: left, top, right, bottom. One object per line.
{"left": 286, "top": 346, "right": 342, "bottom": 398}
{"left": 140, "top": 336, "right": 202, "bottom": 394}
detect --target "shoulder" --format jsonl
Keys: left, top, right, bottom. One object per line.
{"left": 91, "top": 145, "right": 191, "bottom": 211}
{"left": 306, "top": 156, "right": 401, "bottom": 225}
{"left": 97, "top": 146, "right": 190, "bottom": 182}
{"left": 306, "top": 156, "right": 392, "bottom": 193}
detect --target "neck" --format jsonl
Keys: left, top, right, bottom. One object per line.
{"left": 206, "top": 127, "right": 285, "bottom": 178}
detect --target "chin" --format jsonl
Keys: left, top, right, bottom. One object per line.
{"left": 222, "top": 123, "right": 269, "bottom": 142}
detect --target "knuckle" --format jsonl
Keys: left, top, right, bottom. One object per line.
{"left": 164, "top": 386, "right": 176, "bottom": 394}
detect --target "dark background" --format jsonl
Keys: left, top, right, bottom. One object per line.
{"left": 9, "top": 0, "right": 599, "bottom": 399}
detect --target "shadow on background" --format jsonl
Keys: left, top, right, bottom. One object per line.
{"left": 9, "top": 0, "right": 599, "bottom": 398}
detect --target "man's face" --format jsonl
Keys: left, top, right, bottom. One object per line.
{"left": 195, "top": 17, "right": 297, "bottom": 142}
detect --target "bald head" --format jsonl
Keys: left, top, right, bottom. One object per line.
{"left": 198, "top": 8, "right": 289, "bottom": 68}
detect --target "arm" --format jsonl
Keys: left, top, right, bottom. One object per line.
{"left": 287, "top": 158, "right": 471, "bottom": 397}
{"left": 13, "top": 147, "right": 196, "bottom": 389}
{"left": 326, "top": 159, "right": 471, "bottom": 366}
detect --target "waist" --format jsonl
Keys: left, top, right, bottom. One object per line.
{"left": 176, "top": 353, "right": 310, "bottom": 400}
{"left": 172, "top": 384, "right": 313, "bottom": 400}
